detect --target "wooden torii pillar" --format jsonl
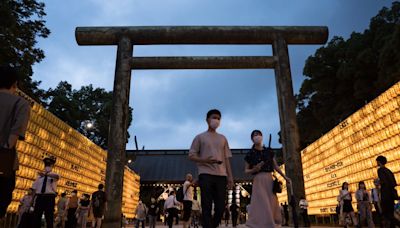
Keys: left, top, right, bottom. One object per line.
{"left": 75, "top": 26, "right": 328, "bottom": 227}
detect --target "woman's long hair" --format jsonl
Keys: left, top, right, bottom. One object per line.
{"left": 342, "top": 182, "right": 349, "bottom": 190}
{"left": 358, "top": 181, "right": 366, "bottom": 190}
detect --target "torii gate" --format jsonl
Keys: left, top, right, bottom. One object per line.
{"left": 75, "top": 26, "right": 328, "bottom": 227}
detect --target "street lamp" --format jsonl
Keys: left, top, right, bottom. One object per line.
{"left": 81, "top": 120, "right": 95, "bottom": 133}
{"left": 85, "top": 122, "right": 94, "bottom": 129}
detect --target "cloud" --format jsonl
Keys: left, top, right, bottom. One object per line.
{"left": 33, "top": 50, "right": 115, "bottom": 90}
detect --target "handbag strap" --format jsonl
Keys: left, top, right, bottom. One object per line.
{"left": 1, "top": 98, "right": 21, "bottom": 148}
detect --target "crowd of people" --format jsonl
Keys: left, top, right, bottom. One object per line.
{"left": 337, "top": 155, "right": 400, "bottom": 228}
{"left": 16, "top": 162, "right": 108, "bottom": 228}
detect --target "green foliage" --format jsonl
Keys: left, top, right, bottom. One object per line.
{"left": 297, "top": 2, "right": 400, "bottom": 148}
{"left": 44, "top": 81, "right": 133, "bottom": 149}
{"left": 0, "top": 0, "right": 50, "bottom": 101}
{"left": 1, "top": 1, "right": 133, "bottom": 148}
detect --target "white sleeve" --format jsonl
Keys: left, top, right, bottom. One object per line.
{"left": 32, "top": 177, "right": 40, "bottom": 192}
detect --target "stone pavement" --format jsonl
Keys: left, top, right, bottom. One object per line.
{"left": 126, "top": 225, "right": 340, "bottom": 228}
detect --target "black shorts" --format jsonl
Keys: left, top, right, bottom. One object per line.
{"left": 182, "top": 200, "right": 193, "bottom": 221}
{"left": 343, "top": 200, "right": 354, "bottom": 213}
{"left": 93, "top": 207, "right": 105, "bottom": 218}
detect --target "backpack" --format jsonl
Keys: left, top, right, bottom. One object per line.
{"left": 93, "top": 191, "right": 105, "bottom": 208}
{"left": 176, "top": 187, "right": 184, "bottom": 202}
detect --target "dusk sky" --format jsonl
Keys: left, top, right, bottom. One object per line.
{"left": 33, "top": 0, "right": 393, "bottom": 149}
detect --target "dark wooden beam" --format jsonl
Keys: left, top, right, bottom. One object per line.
{"left": 130, "top": 56, "right": 276, "bottom": 69}
{"left": 76, "top": 26, "right": 328, "bottom": 45}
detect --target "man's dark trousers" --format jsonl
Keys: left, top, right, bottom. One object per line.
{"left": 167, "top": 208, "right": 178, "bottom": 228}
{"left": 33, "top": 194, "right": 55, "bottom": 228}
{"left": 231, "top": 214, "right": 238, "bottom": 227}
{"left": 0, "top": 172, "right": 16, "bottom": 218}
{"left": 199, "top": 174, "right": 227, "bottom": 228}
{"left": 301, "top": 209, "right": 310, "bottom": 227}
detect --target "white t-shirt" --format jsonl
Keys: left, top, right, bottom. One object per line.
{"left": 32, "top": 172, "right": 59, "bottom": 194}
{"left": 299, "top": 199, "right": 308, "bottom": 209}
{"left": 339, "top": 189, "right": 352, "bottom": 200}
{"left": 189, "top": 131, "right": 232, "bottom": 176}
{"left": 164, "top": 195, "right": 179, "bottom": 210}
{"left": 183, "top": 181, "right": 194, "bottom": 201}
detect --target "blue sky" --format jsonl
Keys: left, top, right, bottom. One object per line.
{"left": 33, "top": 0, "right": 393, "bottom": 149}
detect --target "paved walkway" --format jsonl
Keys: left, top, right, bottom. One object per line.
{"left": 126, "top": 225, "right": 340, "bottom": 228}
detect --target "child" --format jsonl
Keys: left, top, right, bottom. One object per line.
{"left": 76, "top": 194, "right": 91, "bottom": 228}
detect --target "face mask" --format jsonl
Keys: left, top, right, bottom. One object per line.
{"left": 45, "top": 166, "right": 52, "bottom": 172}
{"left": 253, "top": 135, "right": 263, "bottom": 145}
{"left": 209, "top": 119, "right": 220, "bottom": 129}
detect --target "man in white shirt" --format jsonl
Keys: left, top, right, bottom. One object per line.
{"left": 189, "top": 109, "right": 234, "bottom": 228}
{"left": 164, "top": 191, "right": 181, "bottom": 228}
{"left": 182, "top": 173, "right": 194, "bottom": 228}
{"left": 299, "top": 196, "right": 310, "bottom": 227}
{"left": 32, "top": 157, "right": 59, "bottom": 228}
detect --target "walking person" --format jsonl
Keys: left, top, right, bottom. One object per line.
{"left": 188, "top": 109, "right": 234, "bottom": 228}
{"left": 32, "top": 157, "right": 60, "bottom": 228}
{"left": 182, "top": 173, "right": 195, "bottom": 228}
{"left": 282, "top": 202, "right": 289, "bottom": 226}
{"left": 229, "top": 203, "right": 239, "bottom": 227}
{"left": 244, "top": 130, "right": 291, "bottom": 228}
{"left": 338, "top": 182, "right": 358, "bottom": 227}
{"left": 17, "top": 188, "right": 34, "bottom": 228}
{"left": 174, "top": 203, "right": 180, "bottom": 225}
{"left": 376, "top": 155, "right": 400, "bottom": 228}
{"left": 135, "top": 200, "right": 147, "bottom": 228}
{"left": 55, "top": 192, "right": 68, "bottom": 228}
{"left": 0, "top": 65, "right": 31, "bottom": 220}
{"left": 148, "top": 197, "right": 159, "bottom": 228}
{"left": 164, "top": 191, "right": 181, "bottom": 228}
{"left": 370, "top": 178, "right": 382, "bottom": 227}
{"left": 280, "top": 203, "right": 286, "bottom": 226}
{"left": 356, "top": 181, "right": 375, "bottom": 228}
{"left": 223, "top": 205, "right": 230, "bottom": 226}
{"left": 91, "top": 184, "right": 107, "bottom": 228}
{"left": 76, "top": 194, "right": 91, "bottom": 228}
{"left": 66, "top": 190, "right": 79, "bottom": 228}
{"left": 191, "top": 195, "right": 201, "bottom": 228}
{"left": 299, "top": 196, "right": 310, "bottom": 227}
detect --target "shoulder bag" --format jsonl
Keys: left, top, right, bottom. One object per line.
{"left": 272, "top": 174, "right": 283, "bottom": 194}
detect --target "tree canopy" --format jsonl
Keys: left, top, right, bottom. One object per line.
{"left": 297, "top": 2, "right": 400, "bottom": 148}
{"left": 44, "top": 81, "right": 133, "bottom": 149}
{"left": 1, "top": 1, "right": 133, "bottom": 148}
{"left": 0, "top": 0, "right": 50, "bottom": 100}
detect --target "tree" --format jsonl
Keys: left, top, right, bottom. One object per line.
{"left": 297, "top": 2, "right": 400, "bottom": 148}
{"left": 45, "top": 81, "right": 133, "bottom": 149}
{"left": 0, "top": 0, "right": 50, "bottom": 101}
